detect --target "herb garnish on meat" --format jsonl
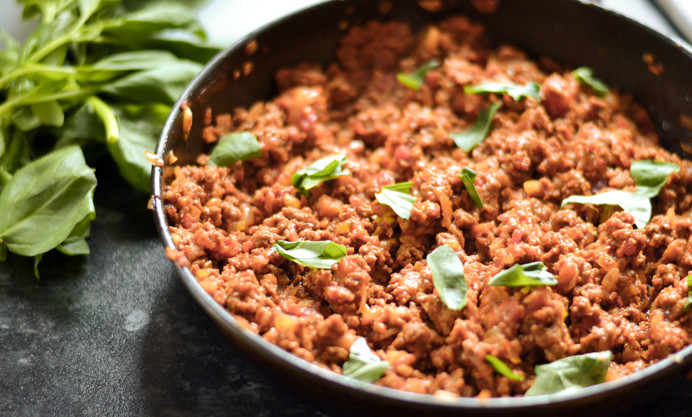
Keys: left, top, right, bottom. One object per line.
{"left": 525, "top": 351, "right": 612, "bottom": 396}
{"left": 375, "top": 182, "right": 417, "bottom": 220}
{"left": 561, "top": 160, "right": 679, "bottom": 228}
{"left": 396, "top": 59, "right": 440, "bottom": 90}
{"left": 208, "top": 131, "right": 261, "bottom": 166}
{"left": 488, "top": 262, "right": 557, "bottom": 287}
{"left": 343, "top": 337, "right": 390, "bottom": 382}
{"left": 459, "top": 167, "right": 483, "bottom": 208}
{"left": 291, "top": 154, "right": 349, "bottom": 196}
{"left": 572, "top": 66, "right": 609, "bottom": 97}
{"left": 427, "top": 244, "right": 467, "bottom": 311}
{"left": 450, "top": 101, "right": 502, "bottom": 152}
{"left": 272, "top": 240, "right": 348, "bottom": 269}
{"left": 485, "top": 355, "right": 524, "bottom": 381}
{"left": 464, "top": 81, "right": 541, "bottom": 101}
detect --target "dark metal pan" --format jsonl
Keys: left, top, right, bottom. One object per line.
{"left": 151, "top": 1, "right": 692, "bottom": 415}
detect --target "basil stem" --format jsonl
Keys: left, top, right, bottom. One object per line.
{"left": 343, "top": 337, "right": 390, "bottom": 383}
{"left": 375, "top": 181, "right": 417, "bottom": 220}
{"left": 485, "top": 355, "right": 524, "bottom": 381}
{"left": 427, "top": 244, "right": 467, "bottom": 311}
{"left": 464, "top": 81, "right": 541, "bottom": 101}
{"left": 488, "top": 262, "right": 557, "bottom": 287}
{"left": 450, "top": 102, "right": 502, "bottom": 152}
{"left": 460, "top": 167, "right": 483, "bottom": 208}
{"left": 291, "top": 154, "right": 349, "bottom": 196}
{"left": 208, "top": 131, "right": 262, "bottom": 167}
{"left": 396, "top": 59, "right": 440, "bottom": 90}
{"left": 525, "top": 351, "right": 612, "bottom": 396}
{"left": 572, "top": 67, "right": 609, "bottom": 98}
{"left": 272, "top": 240, "right": 348, "bottom": 269}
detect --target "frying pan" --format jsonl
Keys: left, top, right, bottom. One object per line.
{"left": 151, "top": 0, "right": 692, "bottom": 415}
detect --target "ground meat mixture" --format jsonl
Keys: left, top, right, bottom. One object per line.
{"left": 162, "top": 15, "right": 692, "bottom": 397}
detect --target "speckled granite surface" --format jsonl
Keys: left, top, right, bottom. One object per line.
{"left": 2, "top": 2, "right": 692, "bottom": 416}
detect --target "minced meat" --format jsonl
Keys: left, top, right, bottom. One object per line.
{"left": 162, "top": 15, "right": 692, "bottom": 397}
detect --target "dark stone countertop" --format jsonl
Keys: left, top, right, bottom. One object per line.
{"left": 2, "top": 2, "right": 692, "bottom": 416}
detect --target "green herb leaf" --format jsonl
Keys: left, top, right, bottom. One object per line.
{"left": 291, "top": 154, "right": 348, "bottom": 196}
{"left": 375, "top": 181, "right": 416, "bottom": 220}
{"left": 107, "top": 104, "right": 169, "bottom": 192}
{"left": 685, "top": 275, "right": 692, "bottom": 311}
{"left": 343, "top": 337, "right": 390, "bottom": 383}
{"left": 427, "top": 244, "right": 467, "bottom": 311}
{"left": 572, "top": 67, "right": 609, "bottom": 98}
{"left": 464, "top": 81, "right": 541, "bottom": 101}
{"left": 100, "top": 60, "right": 203, "bottom": 105}
{"left": 208, "top": 132, "right": 262, "bottom": 167}
{"left": 396, "top": 59, "right": 440, "bottom": 90}
{"left": 460, "top": 167, "right": 483, "bottom": 208}
{"left": 525, "top": 351, "right": 612, "bottom": 396}
{"left": 272, "top": 240, "right": 348, "bottom": 269}
{"left": 561, "top": 160, "right": 679, "bottom": 229}
{"left": 0, "top": 145, "right": 96, "bottom": 257}
{"left": 450, "top": 102, "right": 502, "bottom": 152}
{"left": 630, "top": 159, "right": 680, "bottom": 198}
{"left": 485, "top": 355, "right": 524, "bottom": 381}
{"left": 488, "top": 262, "right": 557, "bottom": 287}
{"left": 562, "top": 190, "right": 651, "bottom": 229}
{"left": 31, "top": 100, "right": 64, "bottom": 127}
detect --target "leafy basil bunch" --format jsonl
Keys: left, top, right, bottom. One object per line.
{"left": 0, "top": 0, "right": 220, "bottom": 273}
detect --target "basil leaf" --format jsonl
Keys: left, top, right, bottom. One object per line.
{"left": 464, "top": 81, "right": 541, "bottom": 101}
{"left": 396, "top": 59, "right": 440, "bottom": 90}
{"left": 272, "top": 240, "right": 348, "bottom": 269}
{"left": 100, "top": 60, "right": 203, "bottom": 105}
{"left": 488, "top": 262, "right": 557, "bottom": 287}
{"left": 107, "top": 104, "right": 169, "bottom": 192}
{"left": 685, "top": 275, "right": 692, "bottom": 311}
{"left": 450, "top": 102, "right": 502, "bottom": 152}
{"left": 427, "top": 244, "right": 467, "bottom": 311}
{"left": 572, "top": 67, "right": 609, "bottom": 98}
{"left": 375, "top": 181, "right": 416, "bottom": 220}
{"left": 0, "top": 145, "right": 96, "bottom": 257}
{"left": 208, "top": 132, "right": 261, "bottom": 167}
{"left": 31, "top": 101, "right": 64, "bottom": 127}
{"left": 343, "top": 337, "right": 390, "bottom": 383}
{"left": 460, "top": 167, "right": 483, "bottom": 208}
{"left": 485, "top": 355, "right": 524, "bottom": 381}
{"left": 525, "top": 351, "right": 612, "bottom": 396}
{"left": 630, "top": 159, "right": 680, "bottom": 198}
{"left": 562, "top": 190, "right": 651, "bottom": 229}
{"left": 291, "top": 154, "right": 348, "bottom": 196}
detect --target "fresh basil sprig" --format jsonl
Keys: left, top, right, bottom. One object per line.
{"left": 485, "top": 355, "right": 524, "bottom": 381}
{"left": 630, "top": 159, "right": 680, "bottom": 198}
{"left": 272, "top": 240, "right": 348, "bottom": 269}
{"left": 464, "top": 81, "right": 541, "bottom": 101}
{"left": 488, "top": 262, "right": 557, "bottom": 287}
{"left": 685, "top": 275, "right": 692, "bottom": 311}
{"left": 343, "top": 337, "right": 391, "bottom": 383}
{"left": 375, "top": 181, "right": 417, "bottom": 220}
{"left": 572, "top": 67, "right": 609, "bottom": 98}
{"left": 427, "top": 244, "right": 467, "bottom": 311}
{"left": 208, "top": 131, "right": 261, "bottom": 166}
{"left": 291, "top": 155, "right": 349, "bottom": 196}
{"left": 561, "top": 159, "right": 679, "bottom": 228}
{"left": 0, "top": 146, "right": 96, "bottom": 263}
{"left": 0, "top": 0, "right": 220, "bottom": 271}
{"left": 460, "top": 167, "right": 484, "bottom": 208}
{"left": 450, "top": 102, "right": 502, "bottom": 152}
{"left": 396, "top": 59, "right": 440, "bottom": 90}
{"left": 525, "top": 351, "right": 612, "bottom": 396}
